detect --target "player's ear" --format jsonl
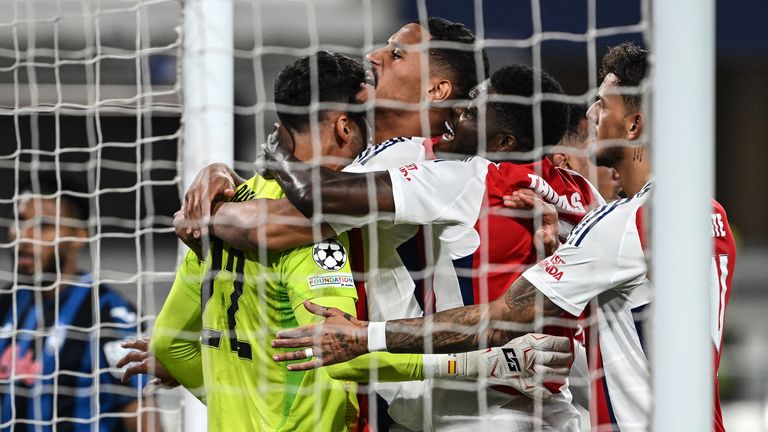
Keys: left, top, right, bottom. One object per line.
{"left": 551, "top": 152, "right": 569, "bottom": 169}
{"left": 627, "top": 112, "right": 644, "bottom": 140}
{"left": 333, "top": 113, "right": 364, "bottom": 155}
{"left": 333, "top": 113, "right": 351, "bottom": 148}
{"left": 493, "top": 133, "right": 517, "bottom": 153}
{"left": 427, "top": 77, "right": 453, "bottom": 103}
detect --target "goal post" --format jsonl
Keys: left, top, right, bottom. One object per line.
{"left": 651, "top": 0, "right": 715, "bottom": 430}
{"left": 181, "top": 0, "right": 234, "bottom": 430}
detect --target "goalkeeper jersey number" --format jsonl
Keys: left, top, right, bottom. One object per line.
{"left": 198, "top": 175, "right": 359, "bottom": 432}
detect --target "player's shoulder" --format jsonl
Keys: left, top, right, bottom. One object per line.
{"left": 566, "top": 183, "right": 652, "bottom": 247}
{"left": 237, "top": 174, "right": 284, "bottom": 201}
{"left": 347, "top": 136, "right": 426, "bottom": 171}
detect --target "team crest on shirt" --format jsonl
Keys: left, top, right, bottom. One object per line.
{"left": 312, "top": 238, "right": 347, "bottom": 271}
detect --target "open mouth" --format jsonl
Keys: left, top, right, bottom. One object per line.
{"left": 365, "top": 68, "right": 377, "bottom": 87}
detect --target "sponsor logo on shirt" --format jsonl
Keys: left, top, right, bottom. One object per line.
{"left": 312, "top": 238, "right": 348, "bottom": 271}
{"left": 0, "top": 346, "right": 40, "bottom": 385}
{"left": 307, "top": 274, "right": 355, "bottom": 290}
{"left": 398, "top": 163, "right": 418, "bottom": 182}
{"left": 538, "top": 253, "right": 565, "bottom": 281}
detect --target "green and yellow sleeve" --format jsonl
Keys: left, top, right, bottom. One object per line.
{"left": 151, "top": 250, "right": 206, "bottom": 397}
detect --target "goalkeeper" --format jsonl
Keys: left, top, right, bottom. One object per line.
{"left": 144, "top": 52, "right": 369, "bottom": 431}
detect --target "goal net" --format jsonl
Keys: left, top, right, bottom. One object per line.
{"left": 0, "top": 0, "right": 182, "bottom": 430}
{"left": 1, "top": 0, "right": 717, "bottom": 431}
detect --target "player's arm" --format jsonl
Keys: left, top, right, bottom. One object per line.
{"left": 264, "top": 125, "right": 395, "bottom": 219}
{"left": 274, "top": 275, "right": 565, "bottom": 367}
{"left": 209, "top": 199, "right": 336, "bottom": 251}
{"left": 147, "top": 251, "right": 206, "bottom": 396}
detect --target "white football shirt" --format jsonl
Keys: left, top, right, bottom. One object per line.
{"left": 523, "top": 182, "right": 654, "bottom": 431}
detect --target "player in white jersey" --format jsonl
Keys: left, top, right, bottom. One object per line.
{"left": 174, "top": 65, "right": 595, "bottom": 430}
{"left": 271, "top": 42, "right": 737, "bottom": 432}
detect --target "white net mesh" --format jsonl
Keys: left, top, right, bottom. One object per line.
{"left": 0, "top": 0, "right": 182, "bottom": 430}
{"left": 2, "top": 0, "right": 709, "bottom": 431}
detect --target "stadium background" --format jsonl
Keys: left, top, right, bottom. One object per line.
{"left": 0, "top": 0, "right": 765, "bottom": 429}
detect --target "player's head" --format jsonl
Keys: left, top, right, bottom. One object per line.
{"left": 550, "top": 104, "right": 622, "bottom": 201}
{"left": 10, "top": 172, "right": 89, "bottom": 278}
{"left": 587, "top": 42, "right": 648, "bottom": 168}
{"left": 274, "top": 51, "right": 369, "bottom": 170}
{"left": 365, "top": 17, "right": 488, "bottom": 134}
{"left": 441, "top": 64, "right": 569, "bottom": 158}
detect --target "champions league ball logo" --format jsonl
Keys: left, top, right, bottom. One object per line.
{"left": 312, "top": 239, "right": 347, "bottom": 271}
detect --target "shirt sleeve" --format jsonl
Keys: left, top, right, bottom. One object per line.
{"left": 388, "top": 158, "right": 489, "bottom": 227}
{"left": 522, "top": 200, "right": 648, "bottom": 316}
{"left": 150, "top": 250, "right": 205, "bottom": 394}
{"left": 280, "top": 233, "right": 358, "bottom": 311}
{"left": 324, "top": 352, "right": 424, "bottom": 382}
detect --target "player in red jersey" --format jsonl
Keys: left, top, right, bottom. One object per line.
{"left": 270, "top": 42, "right": 736, "bottom": 432}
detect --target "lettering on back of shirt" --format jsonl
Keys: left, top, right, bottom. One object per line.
{"left": 526, "top": 174, "right": 585, "bottom": 213}
{"left": 710, "top": 213, "right": 726, "bottom": 238}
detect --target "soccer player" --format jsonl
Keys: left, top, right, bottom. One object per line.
{"left": 227, "top": 64, "right": 604, "bottom": 430}
{"left": 148, "top": 51, "right": 371, "bottom": 431}
{"left": 549, "top": 104, "right": 622, "bottom": 202}
{"left": 1, "top": 173, "right": 160, "bottom": 432}
{"left": 270, "top": 42, "right": 736, "bottom": 432}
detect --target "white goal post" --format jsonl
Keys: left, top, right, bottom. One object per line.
{"left": 651, "top": 0, "right": 715, "bottom": 430}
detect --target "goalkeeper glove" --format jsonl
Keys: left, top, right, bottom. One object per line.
{"left": 430, "top": 333, "right": 572, "bottom": 400}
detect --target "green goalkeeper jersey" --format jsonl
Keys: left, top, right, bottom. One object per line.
{"left": 200, "top": 175, "right": 358, "bottom": 431}
{"left": 152, "top": 174, "right": 429, "bottom": 431}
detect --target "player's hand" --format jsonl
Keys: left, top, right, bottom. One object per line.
{"left": 503, "top": 189, "right": 560, "bottom": 257}
{"left": 271, "top": 300, "right": 368, "bottom": 370}
{"left": 262, "top": 124, "right": 297, "bottom": 165}
{"left": 481, "top": 334, "right": 572, "bottom": 400}
{"left": 173, "top": 210, "right": 203, "bottom": 260}
{"left": 182, "top": 163, "right": 238, "bottom": 239}
{"left": 116, "top": 337, "right": 179, "bottom": 393}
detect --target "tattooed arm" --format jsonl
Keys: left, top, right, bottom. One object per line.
{"left": 271, "top": 275, "right": 566, "bottom": 369}
{"left": 264, "top": 125, "right": 395, "bottom": 219}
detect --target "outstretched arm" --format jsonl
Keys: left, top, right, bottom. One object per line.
{"left": 264, "top": 125, "right": 395, "bottom": 218}
{"left": 271, "top": 275, "right": 566, "bottom": 368}
{"left": 209, "top": 199, "right": 336, "bottom": 251}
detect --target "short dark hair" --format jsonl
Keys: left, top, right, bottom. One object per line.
{"left": 19, "top": 172, "right": 90, "bottom": 220}
{"left": 422, "top": 17, "right": 489, "bottom": 101}
{"left": 564, "top": 103, "right": 588, "bottom": 139}
{"left": 599, "top": 42, "right": 648, "bottom": 112}
{"left": 274, "top": 51, "right": 366, "bottom": 132}
{"left": 487, "top": 64, "right": 570, "bottom": 152}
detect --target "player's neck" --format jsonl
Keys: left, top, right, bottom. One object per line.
{"left": 374, "top": 109, "right": 446, "bottom": 143}
{"left": 615, "top": 147, "right": 651, "bottom": 196}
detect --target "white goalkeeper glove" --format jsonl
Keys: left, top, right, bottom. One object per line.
{"left": 430, "top": 334, "right": 573, "bottom": 400}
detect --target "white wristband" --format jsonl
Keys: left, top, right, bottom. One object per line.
{"left": 367, "top": 322, "right": 388, "bottom": 352}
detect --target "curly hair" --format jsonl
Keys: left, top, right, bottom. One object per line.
{"left": 599, "top": 42, "right": 648, "bottom": 112}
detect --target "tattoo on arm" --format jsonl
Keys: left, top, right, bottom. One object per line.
{"left": 384, "top": 276, "right": 565, "bottom": 354}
